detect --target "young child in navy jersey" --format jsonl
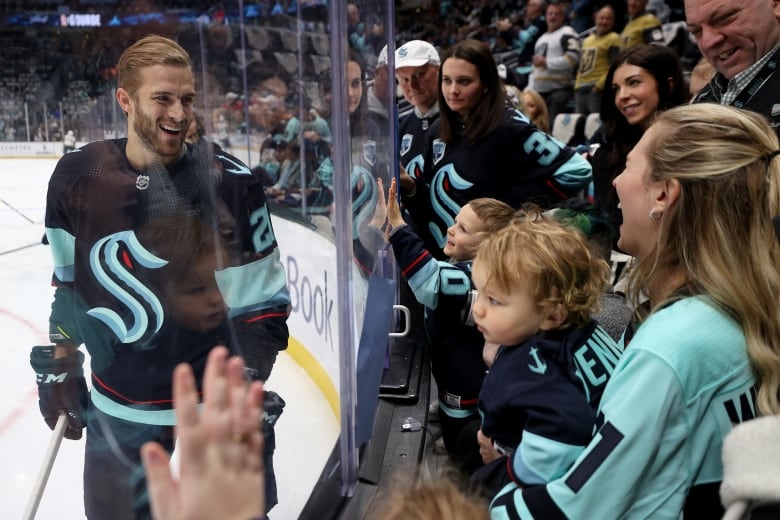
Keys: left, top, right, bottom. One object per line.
{"left": 470, "top": 217, "right": 621, "bottom": 497}
{"left": 381, "top": 178, "right": 515, "bottom": 473}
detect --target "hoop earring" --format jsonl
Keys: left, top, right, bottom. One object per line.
{"left": 648, "top": 208, "right": 660, "bottom": 221}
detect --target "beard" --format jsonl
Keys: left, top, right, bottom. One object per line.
{"left": 132, "top": 104, "right": 186, "bottom": 164}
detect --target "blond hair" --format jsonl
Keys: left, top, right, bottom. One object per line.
{"left": 378, "top": 473, "right": 489, "bottom": 520}
{"left": 522, "top": 89, "right": 551, "bottom": 133}
{"left": 467, "top": 197, "right": 516, "bottom": 237}
{"left": 475, "top": 219, "right": 610, "bottom": 327}
{"left": 629, "top": 103, "right": 780, "bottom": 414}
{"left": 117, "top": 34, "right": 192, "bottom": 94}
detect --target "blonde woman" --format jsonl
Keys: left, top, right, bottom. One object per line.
{"left": 521, "top": 89, "right": 550, "bottom": 133}
{"left": 491, "top": 103, "right": 780, "bottom": 518}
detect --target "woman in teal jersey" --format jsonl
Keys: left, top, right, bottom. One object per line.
{"left": 491, "top": 103, "right": 780, "bottom": 518}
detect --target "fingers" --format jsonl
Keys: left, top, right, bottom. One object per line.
{"left": 226, "top": 356, "right": 256, "bottom": 439}
{"left": 388, "top": 177, "right": 397, "bottom": 200}
{"left": 141, "top": 442, "right": 179, "bottom": 520}
{"left": 370, "top": 178, "right": 388, "bottom": 228}
{"left": 202, "top": 346, "right": 230, "bottom": 415}
{"left": 375, "top": 178, "right": 386, "bottom": 208}
{"left": 247, "top": 381, "right": 266, "bottom": 470}
{"left": 172, "top": 361, "right": 199, "bottom": 430}
{"left": 386, "top": 178, "right": 404, "bottom": 228}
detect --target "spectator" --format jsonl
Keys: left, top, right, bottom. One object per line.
{"left": 688, "top": 57, "right": 715, "bottom": 99}
{"left": 471, "top": 217, "right": 619, "bottom": 498}
{"left": 400, "top": 39, "right": 591, "bottom": 256}
{"left": 522, "top": 89, "right": 551, "bottom": 133}
{"left": 527, "top": 2, "right": 581, "bottom": 121}
{"left": 621, "top": 0, "right": 664, "bottom": 49}
{"left": 367, "top": 44, "right": 391, "bottom": 130}
{"left": 383, "top": 179, "right": 516, "bottom": 475}
{"left": 141, "top": 346, "right": 266, "bottom": 520}
{"left": 686, "top": 0, "right": 780, "bottom": 138}
{"left": 395, "top": 39, "right": 444, "bottom": 257}
{"left": 490, "top": 102, "right": 780, "bottom": 518}
{"left": 574, "top": 5, "right": 622, "bottom": 115}
{"left": 396, "top": 40, "right": 441, "bottom": 179}
{"left": 495, "top": 0, "right": 547, "bottom": 73}
{"left": 589, "top": 44, "right": 687, "bottom": 248}
{"left": 245, "top": 62, "right": 295, "bottom": 142}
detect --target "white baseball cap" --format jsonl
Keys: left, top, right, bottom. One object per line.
{"left": 395, "top": 40, "right": 440, "bottom": 68}
{"left": 377, "top": 45, "right": 388, "bottom": 68}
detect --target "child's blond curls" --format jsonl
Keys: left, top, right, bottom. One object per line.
{"left": 475, "top": 219, "right": 610, "bottom": 327}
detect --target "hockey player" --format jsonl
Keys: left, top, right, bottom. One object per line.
{"left": 30, "top": 35, "right": 289, "bottom": 519}
{"left": 63, "top": 129, "right": 77, "bottom": 153}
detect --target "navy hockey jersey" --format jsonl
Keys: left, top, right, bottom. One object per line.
{"left": 398, "top": 106, "right": 440, "bottom": 181}
{"left": 45, "top": 139, "right": 290, "bottom": 425}
{"left": 479, "top": 322, "right": 621, "bottom": 486}
{"left": 407, "top": 108, "right": 592, "bottom": 249}
{"left": 388, "top": 224, "right": 487, "bottom": 411}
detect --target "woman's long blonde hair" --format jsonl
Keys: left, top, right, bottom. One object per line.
{"left": 628, "top": 103, "right": 780, "bottom": 414}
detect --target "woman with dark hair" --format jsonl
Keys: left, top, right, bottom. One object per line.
{"left": 400, "top": 39, "right": 591, "bottom": 253}
{"left": 590, "top": 44, "right": 688, "bottom": 244}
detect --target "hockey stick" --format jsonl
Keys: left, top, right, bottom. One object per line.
{"left": 0, "top": 242, "right": 42, "bottom": 256}
{"left": 22, "top": 412, "right": 67, "bottom": 520}
{"left": 0, "top": 197, "right": 39, "bottom": 224}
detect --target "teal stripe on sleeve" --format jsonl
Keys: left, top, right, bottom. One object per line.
{"left": 512, "top": 430, "right": 587, "bottom": 485}
{"left": 46, "top": 227, "right": 76, "bottom": 281}
{"left": 91, "top": 388, "right": 176, "bottom": 426}
{"left": 215, "top": 249, "right": 290, "bottom": 311}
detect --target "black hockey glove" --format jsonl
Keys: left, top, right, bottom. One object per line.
{"left": 231, "top": 307, "right": 289, "bottom": 382}
{"left": 262, "top": 390, "right": 285, "bottom": 438}
{"left": 30, "top": 345, "right": 89, "bottom": 440}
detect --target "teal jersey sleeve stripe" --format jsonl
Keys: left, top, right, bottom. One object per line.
{"left": 407, "top": 258, "right": 444, "bottom": 309}
{"left": 91, "top": 388, "right": 176, "bottom": 426}
{"left": 215, "top": 249, "right": 291, "bottom": 312}
{"left": 46, "top": 227, "right": 76, "bottom": 280}
{"left": 512, "top": 430, "right": 588, "bottom": 485}
{"left": 551, "top": 151, "right": 592, "bottom": 190}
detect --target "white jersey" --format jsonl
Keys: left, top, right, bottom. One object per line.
{"left": 528, "top": 25, "right": 580, "bottom": 93}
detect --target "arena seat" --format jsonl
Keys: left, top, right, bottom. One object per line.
{"left": 584, "top": 112, "right": 602, "bottom": 141}
{"left": 552, "top": 113, "right": 586, "bottom": 146}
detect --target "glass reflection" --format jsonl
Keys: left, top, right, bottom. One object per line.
{"left": 2, "top": 1, "right": 396, "bottom": 517}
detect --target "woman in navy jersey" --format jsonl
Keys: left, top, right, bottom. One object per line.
{"left": 400, "top": 39, "right": 591, "bottom": 255}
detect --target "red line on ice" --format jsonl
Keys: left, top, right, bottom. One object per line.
{"left": 0, "top": 307, "right": 47, "bottom": 435}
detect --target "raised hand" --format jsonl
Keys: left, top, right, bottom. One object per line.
{"left": 369, "top": 177, "right": 388, "bottom": 230}
{"left": 141, "top": 346, "right": 265, "bottom": 520}
{"left": 387, "top": 177, "right": 405, "bottom": 230}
